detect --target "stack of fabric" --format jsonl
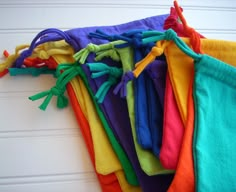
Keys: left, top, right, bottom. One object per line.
{"left": 1, "top": 1, "right": 236, "bottom": 191}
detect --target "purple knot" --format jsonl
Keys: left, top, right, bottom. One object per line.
{"left": 113, "top": 71, "right": 134, "bottom": 98}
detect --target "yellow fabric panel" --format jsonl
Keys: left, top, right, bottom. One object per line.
{"left": 70, "top": 77, "right": 122, "bottom": 175}
{"left": 165, "top": 38, "right": 236, "bottom": 125}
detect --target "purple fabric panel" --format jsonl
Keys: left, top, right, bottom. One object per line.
{"left": 74, "top": 15, "right": 173, "bottom": 192}
{"left": 146, "top": 59, "right": 167, "bottom": 109}
{"left": 68, "top": 15, "right": 173, "bottom": 192}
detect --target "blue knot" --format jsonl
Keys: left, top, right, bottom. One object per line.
{"left": 89, "top": 29, "right": 116, "bottom": 41}
{"left": 121, "top": 29, "right": 146, "bottom": 37}
{"left": 132, "top": 37, "right": 143, "bottom": 48}
{"left": 115, "top": 34, "right": 143, "bottom": 49}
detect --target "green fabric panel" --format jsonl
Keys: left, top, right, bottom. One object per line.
{"left": 77, "top": 64, "right": 139, "bottom": 185}
{"left": 116, "top": 47, "right": 172, "bottom": 175}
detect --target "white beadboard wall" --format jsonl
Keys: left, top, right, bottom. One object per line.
{"left": 0, "top": 0, "right": 235, "bottom": 191}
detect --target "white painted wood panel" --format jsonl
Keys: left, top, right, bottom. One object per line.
{"left": 0, "top": 0, "right": 235, "bottom": 191}
{"left": 0, "top": 136, "right": 94, "bottom": 177}
{"left": 0, "top": 5, "right": 235, "bottom": 32}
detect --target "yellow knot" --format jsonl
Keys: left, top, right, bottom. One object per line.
{"left": 0, "top": 44, "right": 29, "bottom": 72}
{"left": 150, "top": 46, "right": 164, "bottom": 57}
{"left": 133, "top": 41, "right": 170, "bottom": 78}
{"left": 47, "top": 40, "right": 69, "bottom": 49}
{"left": 38, "top": 50, "right": 50, "bottom": 59}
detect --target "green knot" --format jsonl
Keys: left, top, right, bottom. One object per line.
{"left": 30, "top": 62, "right": 82, "bottom": 111}
{"left": 73, "top": 41, "right": 123, "bottom": 64}
{"left": 50, "top": 86, "right": 65, "bottom": 96}
{"left": 55, "top": 63, "right": 82, "bottom": 77}
{"left": 50, "top": 86, "right": 68, "bottom": 109}
{"left": 95, "top": 48, "right": 120, "bottom": 62}
{"left": 29, "top": 85, "right": 68, "bottom": 111}
{"left": 73, "top": 43, "right": 101, "bottom": 64}
{"left": 87, "top": 43, "right": 101, "bottom": 52}
{"left": 87, "top": 62, "right": 122, "bottom": 103}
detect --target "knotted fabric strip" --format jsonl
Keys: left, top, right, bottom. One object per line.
{"left": 173, "top": 0, "right": 202, "bottom": 53}
{"left": 89, "top": 29, "right": 118, "bottom": 41}
{"left": 113, "top": 71, "right": 134, "bottom": 98}
{"left": 14, "top": 28, "right": 78, "bottom": 68}
{"left": 132, "top": 29, "right": 201, "bottom": 78}
{"left": 73, "top": 41, "right": 124, "bottom": 64}
{"left": 87, "top": 62, "right": 123, "bottom": 103}
{"left": 0, "top": 45, "right": 29, "bottom": 73}
{"left": 29, "top": 63, "right": 81, "bottom": 110}
{"left": 9, "top": 67, "right": 56, "bottom": 77}
{"left": 133, "top": 41, "right": 170, "bottom": 77}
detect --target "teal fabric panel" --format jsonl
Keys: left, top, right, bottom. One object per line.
{"left": 193, "top": 55, "right": 236, "bottom": 192}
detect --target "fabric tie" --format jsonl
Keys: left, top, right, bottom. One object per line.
{"left": 29, "top": 63, "right": 82, "bottom": 110}
{"left": 73, "top": 40, "right": 125, "bottom": 64}
{"left": 0, "top": 45, "right": 29, "bottom": 74}
{"left": 35, "top": 47, "right": 74, "bottom": 60}
{"left": 114, "top": 33, "right": 143, "bottom": 49}
{"left": 29, "top": 85, "right": 67, "bottom": 111}
{"left": 14, "top": 28, "right": 78, "bottom": 68}
{"left": 133, "top": 41, "right": 169, "bottom": 77}
{"left": 163, "top": 6, "right": 183, "bottom": 32}
{"left": 89, "top": 29, "right": 117, "bottom": 41}
{"left": 73, "top": 43, "right": 101, "bottom": 64}
{"left": 113, "top": 71, "right": 134, "bottom": 98}
{"left": 9, "top": 67, "right": 56, "bottom": 77}
{"left": 133, "top": 29, "right": 202, "bottom": 78}
{"left": 173, "top": 0, "right": 202, "bottom": 53}
{"left": 87, "top": 62, "right": 123, "bottom": 103}
{"left": 89, "top": 29, "right": 145, "bottom": 47}
{"left": 95, "top": 48, "right": 121, "bottom": 62}
{"left": 23, "top": 57, "right": 58, "bottom": 69}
